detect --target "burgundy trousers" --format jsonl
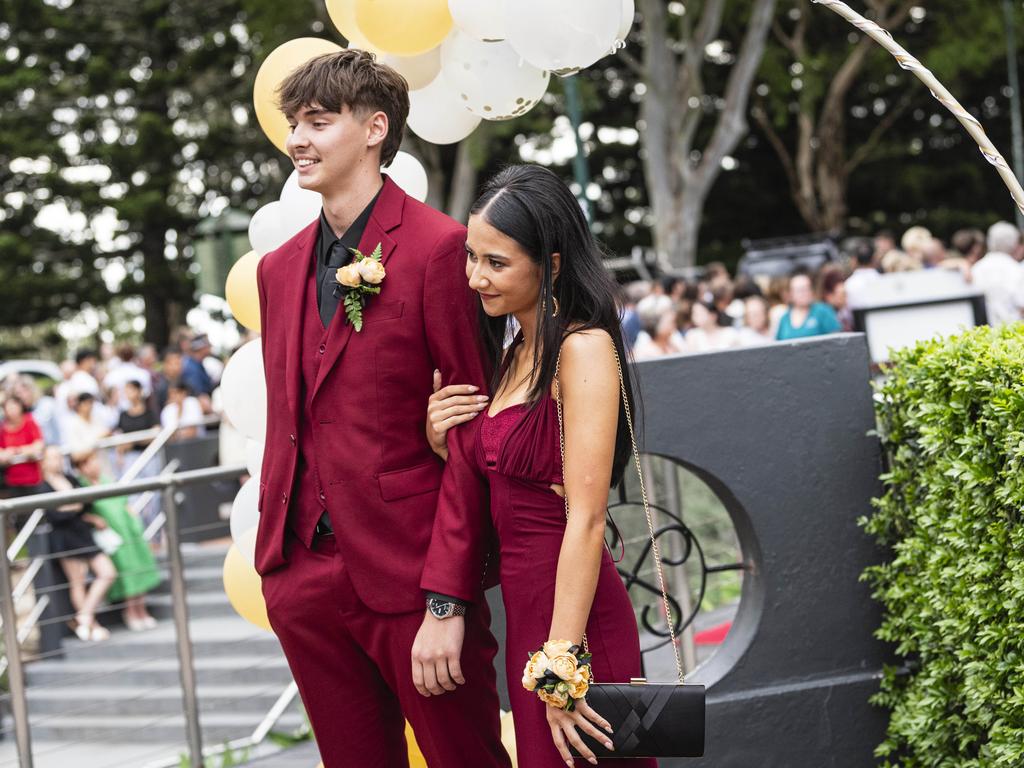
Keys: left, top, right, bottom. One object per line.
{"left": 262, "top": 533, "right": 511, "bottom": 768}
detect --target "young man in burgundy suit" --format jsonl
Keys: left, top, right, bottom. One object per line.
{"left": 254, "top": 51, "right": 509, "bottom": 767}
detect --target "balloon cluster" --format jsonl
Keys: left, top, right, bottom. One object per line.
{"left": 333, "top": 0, "right": 635, "bottom": 145}
{"left": 253, "top": 1, "right": 635, "bottom": 151}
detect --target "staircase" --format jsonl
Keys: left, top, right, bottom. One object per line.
{"left": 4, "top": 543, "right": 305, "bottom": 767}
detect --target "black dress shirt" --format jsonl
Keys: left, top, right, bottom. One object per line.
{"left": 315, "top": 187, "right": 382, "bottom": 328}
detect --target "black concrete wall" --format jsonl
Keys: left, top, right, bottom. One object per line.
{"left": 632, "top": 333, "right": 891, "bottom": 767}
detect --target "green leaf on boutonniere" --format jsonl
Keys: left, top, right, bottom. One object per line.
{"left": 348, "top": 242, "right": 383, "bottom": 263}
{"left": 344, "top": 291, "right": 363, "bottom": 332}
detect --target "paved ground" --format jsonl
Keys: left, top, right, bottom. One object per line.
{"left": 244, "top": 741, "right": 321, "bottom": 766}
{"left": 0, "top": 741, "right": 184, "bottom": 768}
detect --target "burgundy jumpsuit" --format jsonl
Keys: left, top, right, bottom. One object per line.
{"left": 477, "top": 395, "right": 658, "bottom": 768}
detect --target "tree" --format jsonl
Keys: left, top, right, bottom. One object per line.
{"left": 0, "top": 0, "right": 317, "bottom": 351}
{"left": 624, "top": 0, "right": 777, "bottom": 269}
{"left": 0, "top": 0, "right": 113, "bottom": 344}
{"left": 752, "top": 0, "right": 1020, "bottom": 232}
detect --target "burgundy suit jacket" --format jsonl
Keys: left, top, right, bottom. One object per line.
{"left": 255, "top": 177, "right": 492, "bottom": 613}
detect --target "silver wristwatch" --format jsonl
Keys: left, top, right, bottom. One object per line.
{"left": 427, "top": 597, "right": 467, "bottom": 620}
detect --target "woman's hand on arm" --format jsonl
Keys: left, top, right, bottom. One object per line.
{"left": 544, "top": 330, "right": 620, "bottom": 765}
{"left": 425, "top": 370, "right": 488, "bottom": 461}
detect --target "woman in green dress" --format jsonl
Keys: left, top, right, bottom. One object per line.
{"left": 73, "top": 449, "right": 162, "bottom": 630}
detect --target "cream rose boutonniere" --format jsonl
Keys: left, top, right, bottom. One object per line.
{"left": 334, "top": 242, "right": 385, "bottom": 332}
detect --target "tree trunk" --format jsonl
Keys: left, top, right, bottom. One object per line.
{"left": 447, "top": 129, "right": 483, "bottom": 222}
{"left": 638, "top": 0, "right": 777, "bottom": 269}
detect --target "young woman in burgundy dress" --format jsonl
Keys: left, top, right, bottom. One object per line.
{"left": 424, "top": 165, "right": 656, "bottom": 767}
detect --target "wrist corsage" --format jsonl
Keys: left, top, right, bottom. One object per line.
{"left": 521, "top": 639, "right": 592, "bottom": 711}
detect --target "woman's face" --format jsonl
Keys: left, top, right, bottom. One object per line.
{"left": 691, "top": 303, "right": 715, "bottom": 330}
{"left": 789, "top": 275, "right": 814, "bottom": 309}
{"left": 744, "top": 298, "right": 769, "bottom": 332}
{"left": 3, "top": 399, "right": 23, "bottom": 422}
{"left": 465, "top": 214, "right": 544, "bottom": 319}
{"left": 655, "top": 310, "right": 677, "bottom": 340}
{"left": 78, "top": 453, "right": 100, "bottom": 479}
{"left": 826, "top": 282, "right": 847, "bottom": 310}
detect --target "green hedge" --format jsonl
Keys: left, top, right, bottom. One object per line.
{"left": 864, "top": 324, "right": 1024, "bottom": 767}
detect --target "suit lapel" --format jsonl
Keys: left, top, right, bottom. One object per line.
{"left": 282, "top": 221, "right": 318, "bottom": 418}
{"left": 312, "top": 177, "right": 405, "bottom": 399}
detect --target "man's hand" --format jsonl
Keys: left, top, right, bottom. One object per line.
{"left": 411, "top": 609, "right": 466, "bottom": 696}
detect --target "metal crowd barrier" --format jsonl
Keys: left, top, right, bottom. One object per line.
{"left": 0, "top": 462, "right": 282, "bottom": 768}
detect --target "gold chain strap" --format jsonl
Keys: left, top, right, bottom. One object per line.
{"left": 555, "top": 341, "right": 686, "bottom": 684}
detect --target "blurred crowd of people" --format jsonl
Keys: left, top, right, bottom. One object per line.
{"left": 0, "top": 326, "right": 233, "bottom": 642}
{"left": 620, "top": 220, "right": 1024, "bottom": 360}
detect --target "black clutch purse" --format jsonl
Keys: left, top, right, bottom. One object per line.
{"left": 556, "top": 348, "right": 707, "bottom": 759}
{"left": 573, "top": 679, "right": 705, "bottom": 758}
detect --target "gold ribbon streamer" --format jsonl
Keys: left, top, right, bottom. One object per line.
{"left": 812, "top": 0, "right": 1024, "bottom": 216}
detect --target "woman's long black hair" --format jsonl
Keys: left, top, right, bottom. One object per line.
{"left": 469, "top": 164, "right": 637, "bottom": 485}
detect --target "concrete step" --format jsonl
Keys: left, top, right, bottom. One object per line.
{"left": 141, "top": 591, "right": 235, "bottom": 621}
{"left": 59, "top": 617, "right": 282, "bottom": 662}
{"left": 26, "top": 683, "right": 291, "bottom": 717}
{"left": 28, "top": 711, "right": 306, "bottom": 744}
{"left": 26, "top": 654, "right": 293, "bottom": 689}
{"left": 144, "top": 565, "right": 227, "bottom": 595}
{"left": 179, "top": 543, "right": 232, "bottom": 569}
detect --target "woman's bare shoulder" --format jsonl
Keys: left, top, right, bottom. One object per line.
{"left": 559, "top": 328, "right": 617, "bottom": 377}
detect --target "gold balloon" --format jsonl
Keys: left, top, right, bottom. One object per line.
{"left": 223, "top": 542, "right": 272, "bottom": 631}
{"left": 325, "top": 0, "right": 379, "bottom": 52}
{"left": 254, "top": 38, "right": 343, "bottom": 155}
{"left": 405, "top": 721, "right": 427, "bottom": 767}
{"left": 354, "top": 0, "right": 452, "bottom": 57}
{"left": 225, "top": 250, "right": 262, "bottom": 332}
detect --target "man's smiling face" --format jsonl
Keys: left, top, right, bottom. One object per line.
{"left": 285, "top": 103, "right": 380, "bottom": 196}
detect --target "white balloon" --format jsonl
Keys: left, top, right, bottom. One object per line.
{"left": 381, "top": 47, "right": 442, "bottom": 91}
{"left": 220, "top": 339, "right": 267, "bottom": 442}
{"left": 247, "top": 201, "right": 290, "bottom": 256}
{"left": 441, "top": 33, "right": 549, "bottom": 121}
{"left": 230, "top": 476, "right": 261, "bottom": 565}
{"left": 504, "top": 0, "right": 620, "bottom": 75}
{"left": 279, "top": 170, "right": 322, "bottom": 228}
{"left": 383, "top": 151, "right": 429, "bottom": 202}
{"left": 245, "top": 438, "right": 265, "bottom": 478}
{"left": 617, "top": 0, "right": 635, "bottom": 43}
{"left": 448, "top": 0, "right": 506, "bottom": 41}
{"left": 408, "top": 75, "right": 482, "bottom": 144}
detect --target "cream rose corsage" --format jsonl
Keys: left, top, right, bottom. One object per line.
{"left": 335, "top": 242, "right": 385, "bottom": 332}
{"left": 521, "top": 640, "right": 592, "bottom": 711}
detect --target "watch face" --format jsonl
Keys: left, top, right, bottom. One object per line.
{"left": 430, "top": 599, "right": 453, "bottom": 619}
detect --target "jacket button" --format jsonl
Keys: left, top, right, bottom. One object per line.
{"left": 318, "top": 344, "right": 326, "bottom": 354}
{"left": 319, "top": 491, "right": 326, "bottom": 501}
{"left": 289, "top": 434, "right": 296, "bottom": 445}
{"left": 281, "top": 493, "right": 287, "bottom": 503}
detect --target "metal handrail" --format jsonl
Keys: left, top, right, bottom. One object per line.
{"left": 0, "top": 463, "right": 248, "bottom": 768}
{"left": 0, "top": 465, "right": 245, "bottom": 518}
{"left": 8, "top": 416, "right": 218, "bottom": 562}
{"left": 59, "top": 413, "right": 222, "bottom": 455}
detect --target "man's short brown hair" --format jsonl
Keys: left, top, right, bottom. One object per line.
{"left": 276, "top": 50, "right": 409, "bottom": 167}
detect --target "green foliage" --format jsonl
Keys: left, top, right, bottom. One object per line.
{"left": 864, "top": 324, "right": 1024, "bottom": 767}
{"left": 0, "top": 0, "right": 317, "bottom": 348}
